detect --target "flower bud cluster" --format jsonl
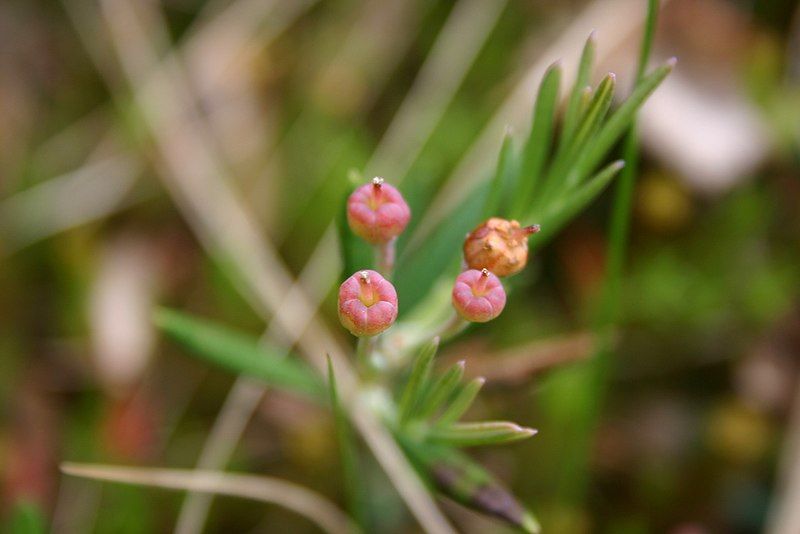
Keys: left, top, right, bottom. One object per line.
{"left": 339, "top": 177, "right": 539, "bottom": 340}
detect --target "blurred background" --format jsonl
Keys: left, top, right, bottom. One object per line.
{"left": 1, "top": 0, "right": 800, "bottom": 532}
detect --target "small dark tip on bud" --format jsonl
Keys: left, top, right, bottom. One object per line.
{"left": 372, "top": 176, "right": 384, "bottom": 188}
{"left": 359, "top": 270, "right": 370, "bottom": 283}
{"left": 480, "top": 268, "right": 490, "bottom": 277}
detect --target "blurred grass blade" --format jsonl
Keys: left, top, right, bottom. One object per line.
{"left": 399, "top": 439, "right": 540, "bottom": 533}
{"left": 510, "top": 62, "right": 561, "bottom": 219}
{"left": 398, "top": 337, "right": 440, "bottom": 424}
{"left": 436, "top": 377, "right": 485, "bottom": 426}
{"left": 155, "top": 308, "right": 324, "bottom": 400}
{"left": 481, "top": 130, "right": 516, "bottom": 219}
{"left": 565, "top": 59, "right": 674, "bottom": 186}
{"left": 327, "top": 356, "right": 367, "bottom": 531}
{"left": 8, "top": 501, "right": 46, "bottom": 534}
{"left": 418, "top": 361, "right": 465, "bottom": 419}
{"left": 429, "top": 421, "right": 537, "bottom": 447}
{"left": 560, "top": 32, "right": 596, "bottom": 147}
{"left": 537, "top": 160, "right": 625, "bottom": 241}
{"left": 61, "top": 463, "right": 355, "bottom": 534}
{"left": 604, "top": 0, "right": 662, "bottom": 324}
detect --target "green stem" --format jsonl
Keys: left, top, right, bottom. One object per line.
{"left": 435, "top": 313, "right": 469, "bottom": 342}
{"left": 356, "top": 336, "right": 377, "bottom": 377}
{"left": 375, "top": 238, "right": 397, "bottom": 280}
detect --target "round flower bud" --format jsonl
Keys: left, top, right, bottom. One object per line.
{"left": 463, "top": 217, "right": 540, "bottom": 277}
{"left": 347, "top": 177, "right": 411, "bottom": 244}
{"left": 452, "top": 268, "right": 506, "bottom": 323}
{"left": 338, "top": 269, "right": 398, "bottom": 336}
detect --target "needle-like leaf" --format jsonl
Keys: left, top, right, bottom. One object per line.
{"left": 482, "top": 129, "right": 517, "bottom": 219}
{"left": 560, "top": 32, "right": 596, "bottom": 147}
{"left": 510, "top": 62, "right": 561, "bottom": 219}
{"left": 398, "top": 337, "right": 440, "bottom": 424}
{"left": 538, "top": 73, "right": 616, "bottom": 207}
{"left": 436, "top": 377, "right": 486, "bottom": 427}
{"left": 398, "top": 439, "right": 540, "bottom": 533}
{"left": 417, "top": 361, "right": 465, "bottom": 419}
{"left": 536, "top": 160, "right": 625, "bottom": 243}
{"left": 429, "top": 421, "right": 537, "bottom": 447}
{"left": 155, "top": 308, "right": 324, "bottom": 400}
{"left": 565, "top": 59, "right": 674, "bottom": 187}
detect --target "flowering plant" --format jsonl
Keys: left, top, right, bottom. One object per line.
{"left": 63, "top": 14, "right": 673, "bottom": 531}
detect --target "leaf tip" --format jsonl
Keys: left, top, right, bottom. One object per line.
{"left": 666, "top": 56, "right": 678, "bottom": 68}
{"left": 522, "top": 511, "right": 542, "bottom": 534}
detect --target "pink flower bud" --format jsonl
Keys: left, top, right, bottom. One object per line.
{"left": 338, "top": 269, "right": 398, "bottom": 336}
{"left": 452, "top": 268, "right": 506, "bottom": 323}
{"left": 347, "top": 177, "right": 411, "bottom": 244}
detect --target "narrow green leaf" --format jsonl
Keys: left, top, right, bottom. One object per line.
{"left": 482, "top": 129, "right": 516, "bottom": 219}
{"left": 436, "top": 376, "right": 485, "bottom": 426}
{"left": 398, "top": 438, "right": 540, "bottom": 533}
{"left": 398, "top": 337, "right": 439, "bottom": 424}
{"left": 539, "top": 73, "right": 616, "bottom": 206}
{"left": 560, "top": 32, "right": 596, "bottom": 147}
{"left": 155, "top": 308, "right": 324, "bottom": 399}
{"left": 510, "top": 62, "right": 561, "bottom": 219}
{"left": 563, "top": 72, "right": 616, "bottom": 187}
{"left": 565, "top": 59, "right": 674, "bottom": 186}
{"left": 603, "top": 0, "right": 661, "bottom": 326}
{"left": 327, "top": 356, "right": 367, "bottom": 531}
{"left": 536, "top": 160, "right": 625, "bottom": 242}
{"left": 428, "top": 421, "right": 537, "bottom": 447}
{"left": 417, "top": 361, "right": 465, "bottom": 419}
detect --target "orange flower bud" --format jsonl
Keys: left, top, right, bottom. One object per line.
{"left": 463, "top": 218, "right": 540, "bottom": 277}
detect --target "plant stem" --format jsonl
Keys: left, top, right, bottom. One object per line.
{"left": 376, "top": 238, "right": 397, "bottom": 279}
{"left": 435, "top": 313, "right": 469, "bottom": 342}
{"left": 356, "top": 336, "right": 379, "bottom": 378}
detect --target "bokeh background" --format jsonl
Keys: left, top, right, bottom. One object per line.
{"left": 1, "top": 0, "right": 800, "bottom": 532}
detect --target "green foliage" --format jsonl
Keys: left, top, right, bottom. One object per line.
{"left": 7, "top": 501, "right": 46, "bottom": 534}
{"left": 398, "top": 337, "right": 439, "bottom": 424}
{"left": 436, "top": 377, "right": 485, "bottom": 427}
{"left": 327, "top": 356, "right": 368, "bottom": 531}
{"left": 428, "top": 421, "right": 535, "bottom": 447}
{"left": 398, "top": 438, "right": 540, "bottom": 533}
{"left": 510, "top": 62, "right": 562, "bottom": 219}
{"left": 155, "top": 308, "right": 325, "bottom": 400}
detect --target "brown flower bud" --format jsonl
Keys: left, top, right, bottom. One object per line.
{"left": 463, "top": 218, "right": 540, "bottom": 277}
